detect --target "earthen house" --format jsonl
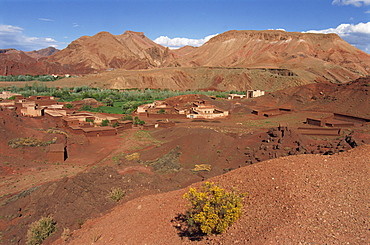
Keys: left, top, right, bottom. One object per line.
{"left": 246, "top": 90, "right": 265, "bottom": 98}
{"left": 82, "top": 126, "right": 117, "bottom": 137}
{"left": 47, "top": 143, "right": 67, "bottom": 162}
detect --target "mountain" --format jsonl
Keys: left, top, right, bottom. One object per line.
{"left": 47, "top": 31, "right": 175, "bottom": 71}
{"left": 249, "top": 75, "right": 370, "bottom": 117}
{"left": 0, "top": 47, "right": 68, "bottom": 76}
{"left": 25, "top": 46, "right": 59, "bottom": 59}
{"left": 173, "top": 30, "right": 370, "bottom": 83}
{"left": 1, "top": 30, "right": 369, "bottom": 91}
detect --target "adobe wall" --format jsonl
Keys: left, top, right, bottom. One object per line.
{"left": 157, "top": 121, "right": 176, "bottom": 128}
{"left": 84, "top": 129, "right": 117, "bottom": 137}
{"left": 142, "top": 124, "right": 156, "bottom": 130}
{"left": 47, "top": 152, "right": 65, "bottom": 162}
{"left": 297, "top": 127, "right": 341, "bottom": 136}
{"left": 67, "top": 126, "right": 84, "bottom": 135}
{"left": 306, "top": 118, "right": 325, "bottom": 127}
{"left": 116, "top": 124, "right": 132, "bottom": 133}
{"left": 146, "top": 113, "right": 187, "bottom": 119}
{"left": 333, "top": 113, "right": 370, "bottom": 124}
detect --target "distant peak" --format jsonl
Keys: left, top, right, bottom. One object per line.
{"left": 94, "top": 31, "right": 113, "bottom": 37}
{"left": 208, "top": 29, "right": 342, "bottom": 43}
{"left": 123, "top": 30, "right": 146, "bottom": 38}
{"left": 0, "top": 48, "right": 17, "bottom": 54}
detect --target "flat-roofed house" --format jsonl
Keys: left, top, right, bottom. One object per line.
{"left": 82, "top": 126, "right": 117, "bottom": 137}
{"left": 47, "top": 143, "right": 67, "bottom": 162}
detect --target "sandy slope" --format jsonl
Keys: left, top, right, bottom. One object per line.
{"left": 55, "top": 144, "right": 369, "bottom": 245}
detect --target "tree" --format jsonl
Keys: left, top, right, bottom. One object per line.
{"left": 112, "top": 121, "right": 119, "bottom": 128}
{"left": 133, "top": 116, "right": 145, "bottom": 126}
{"left": 102, "top": 96, "right": 114, "bottom": 107}
{"left": 101, "top": 119, "right": 110, "bottom": 127}
{"left": 86, "top": 118, "right": 94, "bottom": 123}
{"left": 122, "top": 101, "right": 140, "bottom": 114}
{"left": 157, "top": 108, "right": 166, "bottom": 114}
{"left": 65, "top": 103, "right": 74, "bottom": 109}
{"left": 122, "top": 114, "right": 133, "bottom": 121}
{"left": 81, "top": 104, "right": 92, "bottom": 111}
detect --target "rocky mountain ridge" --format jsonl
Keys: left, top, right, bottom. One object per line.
{"left": 1, "top": 30, "right": 370, "bottom": 91}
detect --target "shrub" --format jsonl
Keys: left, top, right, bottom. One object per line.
{"left": 183, "top": 182, "right": 244, "bottom": 236}
{"left": 157, "top": 108, "right": 166, "bottom": 114}
{"left": 26, "top": 216, "right": 56, "bottom": 245}
{"left": 122, "top": 114, "right": 133, "bottom": 121}
{"left": 61, "top": 227, "right": 71, "bottom": 241}
{"left": 112, "top": 121, "right": 119, "bottom": 128}
{"left": 8, "top": 137, "right": 51, "bottom": 149}
{"left": 65, "top": 103, "right": 74, "bottom": 109}
{"left": 100, "top": 119, "right": 110, "bottom": 127}
{"left": 125, "top": 152, "right": 140, "bottom": 161}
{"left": 81, "top": 104, "right": 92, "bottom": 111}
{"left": 133, "top": 116, "right": 145, "bottom": 126}
{"left": 108, "top": 187, "right": 125, "bottom": 202}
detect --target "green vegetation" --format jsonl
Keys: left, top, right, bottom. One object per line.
{"left": 157, "top": 108, "right": 166, "bottom": 114}
{"left": 26, "top": 216, "right": 57, "bottom": 245}
{"left": 108, "top": 187, "right": 125, "bottom": 202}
{"left": 0, "top": 74, "right": 60, "bottom": 82}
{"left": 121, "top": 114, "right": 133, "bottom": 121}
{"left": 100, "top": 119, "right": 109, "bottom": 127}
{"left": 65, "top": 103, "right": 74, "bottom": 109}
{"left": 133, "top": 116, "right": 145, "bottom": 126}
{"left": 46, "top": 128, "right": 69, "bottom": 138}
{"left": 8, "top": 137, "right": 55, "bottom": 149}
{"left": 1, "top": 84, "right": 240, "bottom": 115}
{"left": 112, "top": 121, "right": 119, "bottom": 128}
{"left": 183, "top": 182, "right": 244, "bottom": 236}
{"left": 61, "top": 228, "right": 71, "bottom": 242}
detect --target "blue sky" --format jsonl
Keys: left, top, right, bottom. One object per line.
{"left": 0, "top": 0, "right": 369, "bottom": 52}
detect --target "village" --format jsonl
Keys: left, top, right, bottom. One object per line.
{"left": 1, "top": 88, "right": 370, "bottom": 166}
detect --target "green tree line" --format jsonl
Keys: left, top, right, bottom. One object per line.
{"left": 1, "top": 83, "right": 243, "bottom": 114}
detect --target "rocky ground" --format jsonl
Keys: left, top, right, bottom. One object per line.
{"left": 52, "top": 144, "right": 369, "bottom": 245}
{"left": 0, "top": 77, "right": 369, "bottom": 244}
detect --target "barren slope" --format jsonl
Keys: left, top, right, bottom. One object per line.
{"left": 54, "top": 144, "right": 370, "bottom": 245}
{"left": 174, "top": 30, "right": 370, "bottom": 83}
{"left": 249, "top": 75, "right": 370, "bottom": 117}
{"left": 47, "top": 31, "right": 173, "bottom": 72}
{"left": 1, "top": 29, "right": 369, "bottom": 90}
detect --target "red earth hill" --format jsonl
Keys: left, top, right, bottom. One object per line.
{"left": 0, "top": 48, "right": 70, "bottom": 76}
{"left": 174, "top": 30, "right": 370, "bottom": 83}
{"left": 46, "top": 31, "right": 175, "bottom": 72}
{"left": 25, "top": 46, "right": 59, "bottom": 59}
{"left": 1, "top": 30, "right": 370, "bottom": 90}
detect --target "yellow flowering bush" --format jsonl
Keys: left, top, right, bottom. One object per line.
{"left": 26, "top": 216, "right": 56, "bottom": 245}
{"left": 125, "top": 152, "right": 140, "bottom": 161}
{"left": 183, "top": 182, "right": 244, "bottom": 236}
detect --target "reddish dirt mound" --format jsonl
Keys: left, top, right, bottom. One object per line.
{"left": 249, "top": 76, "right": 370, "bottom": 117}
{"left": 2, "top": 30, "right": 369, "bottom": 91}
{"left": 53, "top": 144, "right": 370, "bottom": 245}
{"left": 0, "top": 166, "right": 179, "bottom": 244}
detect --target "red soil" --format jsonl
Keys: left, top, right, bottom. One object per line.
{"left": 55, "top": 144, "right": 370, "bottom": 245}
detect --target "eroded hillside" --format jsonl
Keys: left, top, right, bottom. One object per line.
{"left": 1, "top": 30, "right": 369, "bottom": 91}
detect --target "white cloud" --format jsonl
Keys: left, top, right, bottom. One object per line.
{"left": 306, "top": 22, "right": 370, "bottom": 52}
{"left": 332, "top": 0, "right": 370, "bottom": 6}
{"left": 0, "top": 24, "right": 60, "bottom": 51}
{"left": 38, "top": 18, "right": 54, "bottom": 22}
{"left": 153, "top": 34, "right": 218, "bottom": 49}
{"left": 269, "top": 28, "right": 286, "bottom": 31}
